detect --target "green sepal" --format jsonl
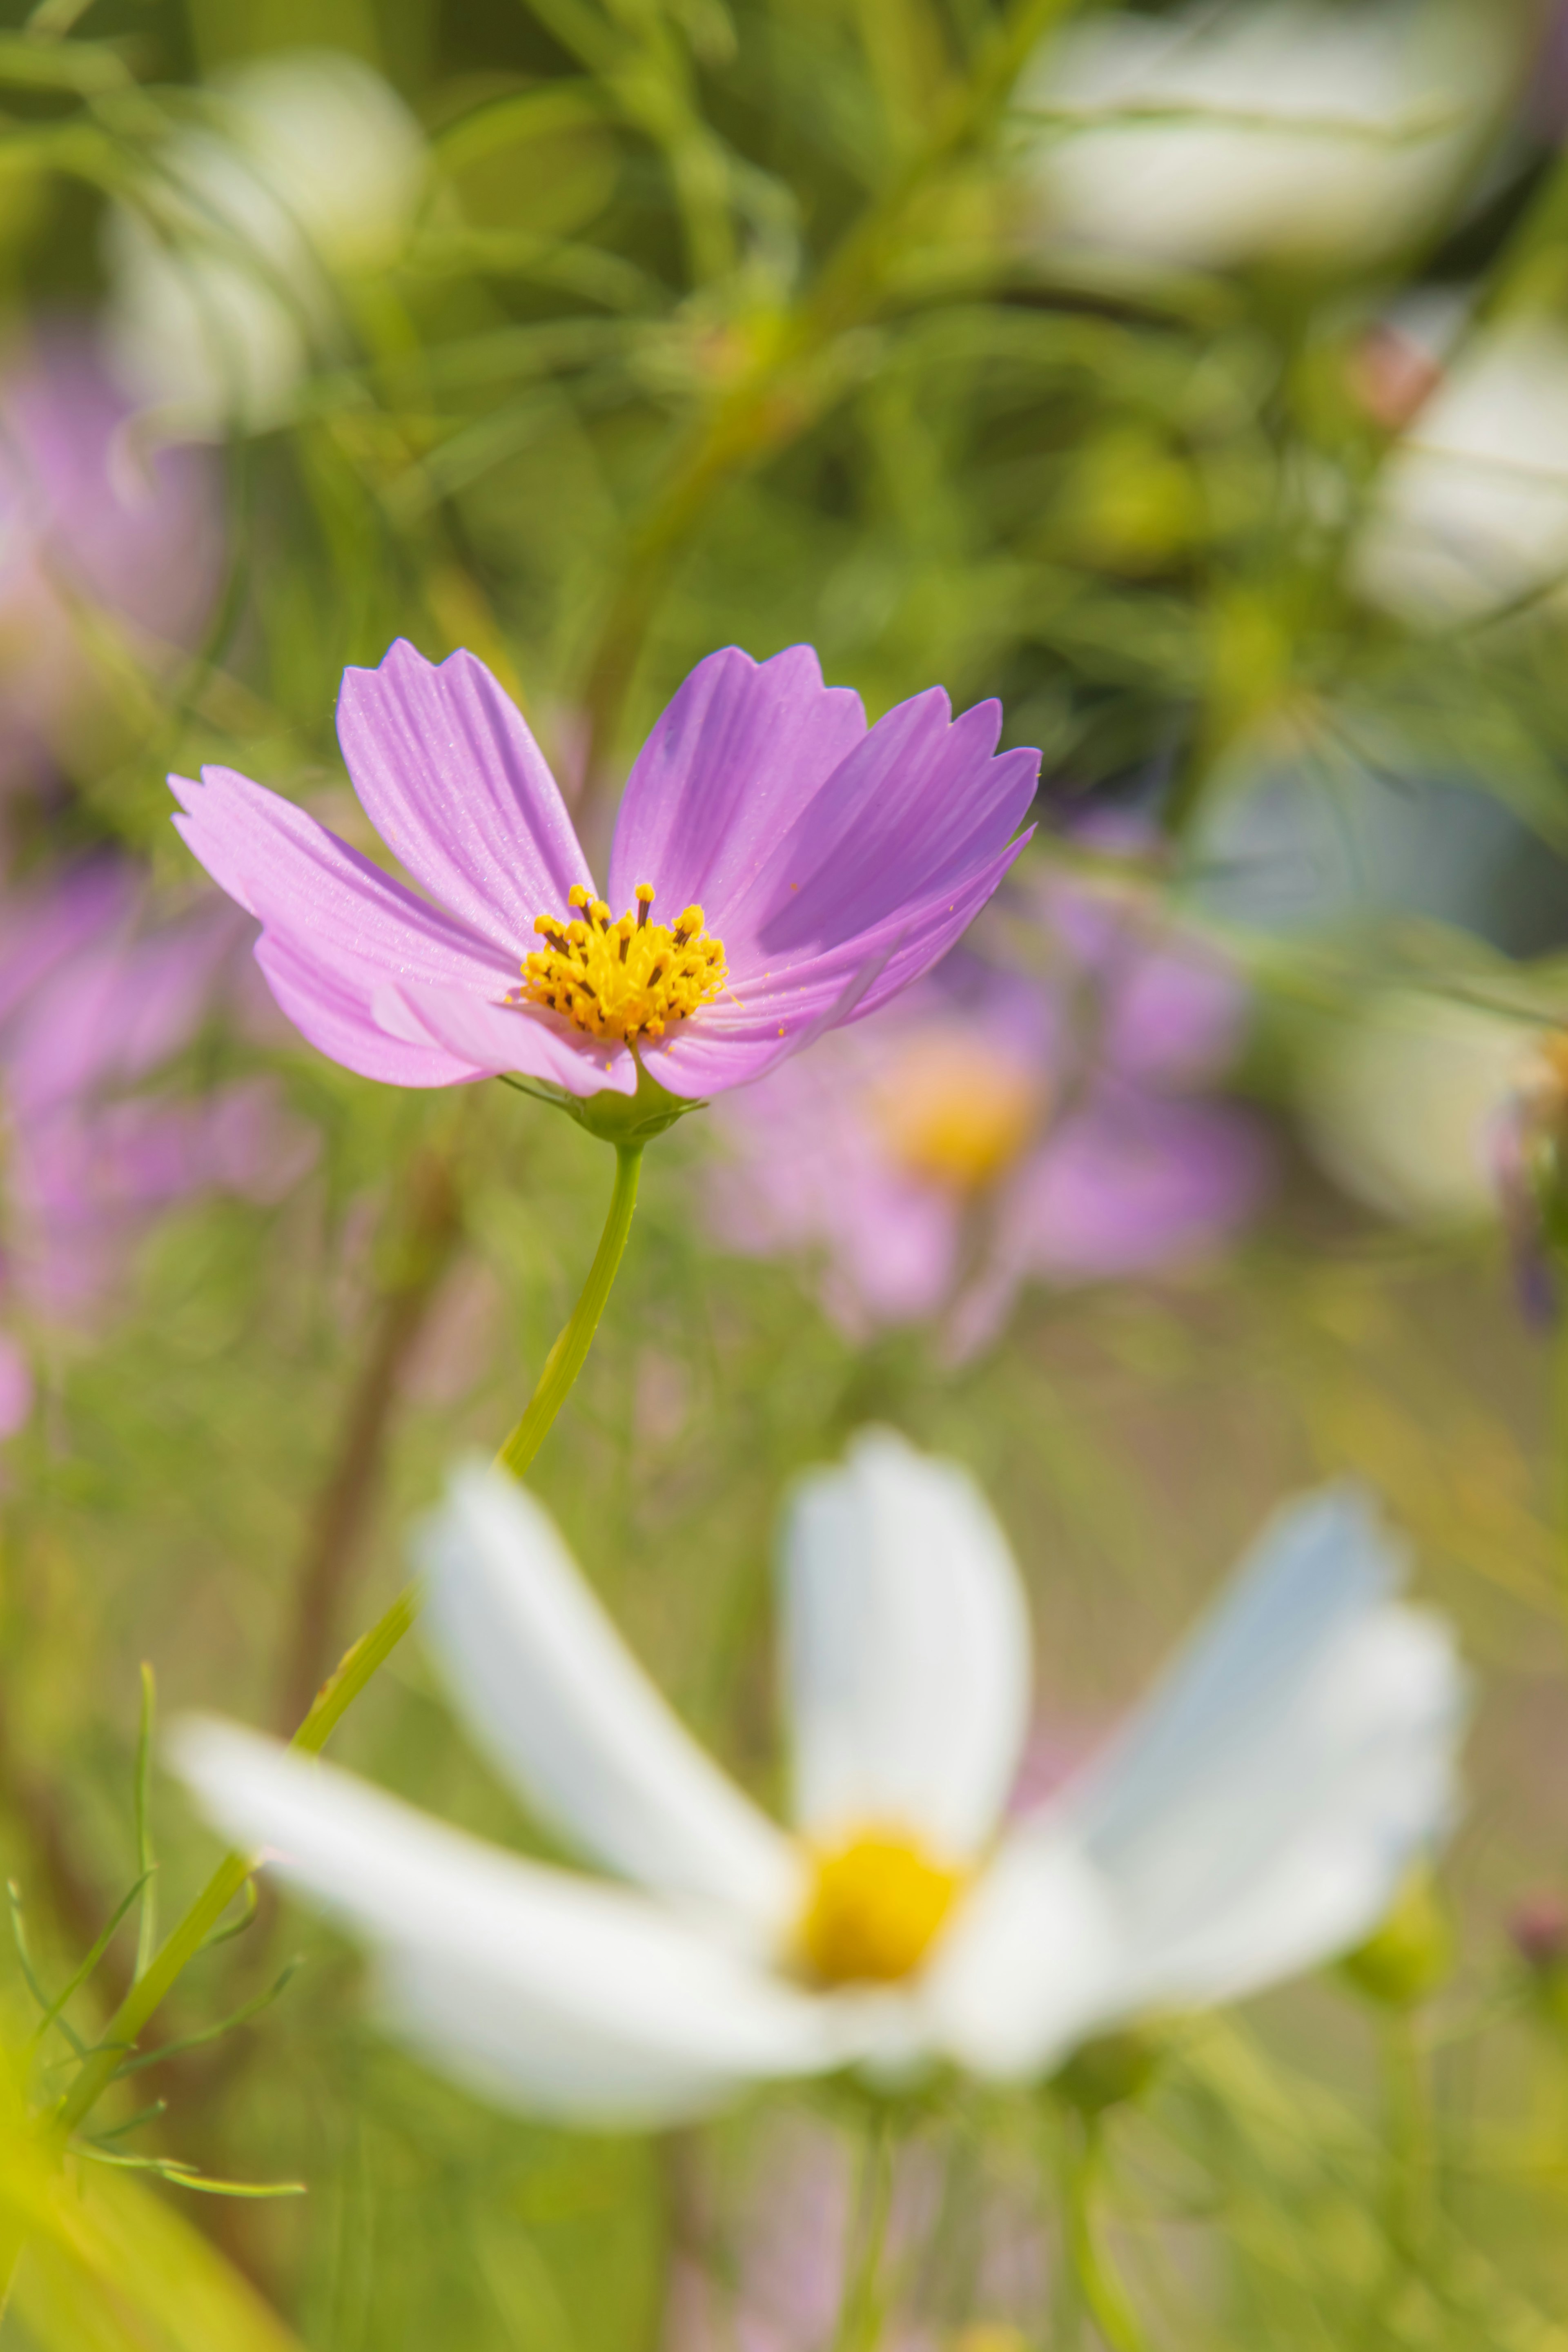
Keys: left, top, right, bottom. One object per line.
{"left": 1339, "top": 1867, "right": 1453, "bottom": 2009}
{"left": 501, "top": 1059, "right": 706, "bottom": 1145}
{"left": 1049, "top": 2025, "right": 1164, "bottom": 2118}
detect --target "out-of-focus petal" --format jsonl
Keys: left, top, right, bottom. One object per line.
{"left": 606, "top": 645, "right": 867, "bottom": 924}
{"left": 0, "top": 1333, "right": 33, "bottom": 1439}
{"left": 919, "top": 1829, "right": 1123, "bottom": 2078}
{"left": 928, "top": 1486, "right": 1465, "bottom": 2076}
{"left": 716, "top": 690, "right": 1038, "bottom": 984}
{"left": 0, "top": 860, "right": 135, "bottom": 1033}
{"left": 951, "top": 1089, "right": 1269, "bottom": 1352}
{"left": 778, "top": 1428, "right": 1032, "bottom": 1859}
{"left": 420, "top": 1462, "right": 805, "bottom": 1942}
{"left": 5, "top": 903, "right": 239, "bottom": 1117}
{"left": 171, "top": 1719, "right": 842, "bottom": 2127}
{"left": 337, "top": 643, "right": 593, "bottom": 947}
{"left": 379, "top": 979, "right": 637, "bottom": 1098}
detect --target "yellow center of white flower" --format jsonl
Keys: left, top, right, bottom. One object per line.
{"left": 797, "top": 1826, "right": 966, "bottom": 1986}
{"left": 874, "top": 1036, "right": 1043, "bottom": 1193}
{"left": 521, "top": 882, "right": 728, "bottom": 1046}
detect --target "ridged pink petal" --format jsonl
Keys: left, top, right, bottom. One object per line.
{"left": 256, "top": 931, "right": 482, "bottom": 1088}
{"left": 337, "top": 643, "right": 594, "bottom": 947}
{"left": 647, "top": 835, "right": 1031, "bottom": 1096}
{"left": 715, "top": 691, "right": 1039, "bottom": 972}
{"left": 172, "top": 764, "right": 516, "bottom": 996}
{"left": 381, "top": 980, "right": 638, "bottom": 1098}
{"left": 606, "top": 646, "right": 866, "bottom": 924}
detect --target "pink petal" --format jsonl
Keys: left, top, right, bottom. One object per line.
{"left": 337, "top": 642, "right": 595, "bottom": 947}
{"left": 256, "top": 931, "right": 484, "bottom": 1088}
{"left": 715, "top": 688, "right": 1038, "bottom": 976}
{"left": 606, "top": 646, "right": 866, "bottom": 924}
{"left": 648, "top": 835, "right": 1031, "bottom": 1096}
{"left": 381, "top": 980, "right": 638, "bottom": 1099}
{"left": 173, "top": 767, "right": 506, "bottom": 978}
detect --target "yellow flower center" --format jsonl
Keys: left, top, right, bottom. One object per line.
{"left": 520, "top": 883, "right": 728, "bottom": 1047}
{"left": 797, "top": 1827, "right": 966, "bottom": 1987}
{"left": 873, "top": 1036, "right": 1043, "bottom": 1193}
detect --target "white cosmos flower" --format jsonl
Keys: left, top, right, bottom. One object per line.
{"left": 1299, "top": 989, "right": 1539, "bottom": 1226}
{"left": 1020, "top": 0, "right": 1506, "bottom": 275}
{"left": 102, "top": 50, "right": 427, "bottom": 438}
{"left": 172, "top": 1431, "right": 1463, "bottom": 2127}
{"left": 1355, "top": 320, "right": 1568, "bottom": 624}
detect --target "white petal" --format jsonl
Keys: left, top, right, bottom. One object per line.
{"left": 419, "top": 1462, "right": 804, "bottom": 1941}
{"left": 170, "top": 1718, "right": 840, "bottom": 2127}
{"left": 923, "top": 1486, "right": 1464, "bottom": 2077}
{"left": 778, "top": 1428, "right": 1032, "bottom": 1857}
{"left": 919, "top": 1831, "right": 1123, "bottom": 2078}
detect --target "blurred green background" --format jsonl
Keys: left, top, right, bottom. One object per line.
{"left": 5, "top": 0, "right": 1568, "bottom": 2343}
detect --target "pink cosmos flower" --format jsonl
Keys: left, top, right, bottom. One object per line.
{"left": 0, "top": 326, "right": 222, "bottom": 801}
{"left": 706, "top": 844, "right": 1269, "bottom": 1354}
{"left": 0, "top": 859, "right": 316, "bottom": 1434}
{"left": 169, "top": 641, "right": 1038, "bottom": 1119}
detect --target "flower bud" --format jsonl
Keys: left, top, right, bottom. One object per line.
{"left": 1509, "top": 1892, "right": 1568, "bottom": 1977}
{"left": 1049, "top": 2026, "right": 1163, "bottom": 2118}
{"left": 1339, "top": 1868, "right": 1453, "bottom": 2008}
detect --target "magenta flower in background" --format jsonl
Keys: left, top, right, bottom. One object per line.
{"left": 706, "top": 839, "right": 1270, "bottom": 1354}
{"left": 0, "top": 327, "right": 222, "bottom": 801}
{"left": 0, "top": 859, "right": 316, "bottom": 1436}
{"left": 170, "top": 640, "right": 1038, "bottom": 1116}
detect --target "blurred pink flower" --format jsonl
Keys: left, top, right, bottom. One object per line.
{"left": 0, "top": 859, "right": 316, "bottom": 1421}
{"left": 706, "top": 846, "right": 1269, "bottom": 1354}
{"left": 0, "top": 326, "right": 222, "bottom": 803}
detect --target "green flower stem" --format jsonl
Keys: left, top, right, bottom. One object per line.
{"left": 576, "top": 0, "right": 1080, "bottom": 774}
{"left": 49, "top": 1587, "right": 421, "bottom": 2143}
{"left": 49, "top": 1143, "right": 645, "bottom": 2145}
{"left": 831, "top": 2104, "right": 895, "bottom": 2352}
{"left": 1058, "top": 2111, "right": 1147, "bottom": 2352}
{"left": 496, "top": 1142, "right": 643, "bottom": 1480}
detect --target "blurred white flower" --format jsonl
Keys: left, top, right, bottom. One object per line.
{"left": 1356, "top": 319, "right": 1568, "bottom": 623}
{"left": 1020, "top": 1, "right": 1506, "bottom": 274}
{"left": 102, "top": 49, "right": 427, "bottom": 437}
{"left": 1300, "top": 988, "right": 1536, "bottom": 1225}
{"left": 174, "top": 1432, "right": 1462, "bottom": 2126}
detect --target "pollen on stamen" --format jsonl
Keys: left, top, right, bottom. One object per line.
{"left": 519, "top": 882, "right": 728, "bottom": 1048}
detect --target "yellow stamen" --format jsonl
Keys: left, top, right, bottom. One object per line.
{"left": 797, "top": 1826, "right": 965, "bottom": 1987}
{"left": 521, "top": 882, "right": 727, "bottom": 1047}
{"left": 873, "top": 1034, "right": 1043, "bottom": 1193}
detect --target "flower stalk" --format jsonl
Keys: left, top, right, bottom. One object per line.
{"left": 497, "top": 1142, "right": 643, "bottom": 1481}
{"left": 46, "top": 1138, "right": 645, "bottom": 2145}
{"left": 831, "top": 2105, "right": 896, "bottom": 2352}
{"left": 1057, "top": 2111, "right": 1147, "bottom": 2352}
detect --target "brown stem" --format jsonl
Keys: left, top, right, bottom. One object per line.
{"left": 272, "top": 1145, "right": 464, "bottom": 1732}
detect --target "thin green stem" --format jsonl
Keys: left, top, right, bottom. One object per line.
{"left": 1381, "top": 2010, "right": 1430, "bottom": 2271}
{"left": 49, "top": 1145, "right": 644, "bottom": 2143}
{"left": 49, "top": 1586, "right": 421, "bottom": 2141}
{"left": 496, "top": 1143, "right": 643, "bottom": 1480}
{"left": 832, "top": 2105, "right": 896, "bottom": 2352}
{"left": 1553, "top": 1291, "right": 1568, "bottom": 1644}
{"left": 575, "top": 0, "right": 1079, "bottom": 774}
{"left": 1058, "top": 2111, "right": 1147, "bottom": 2352}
